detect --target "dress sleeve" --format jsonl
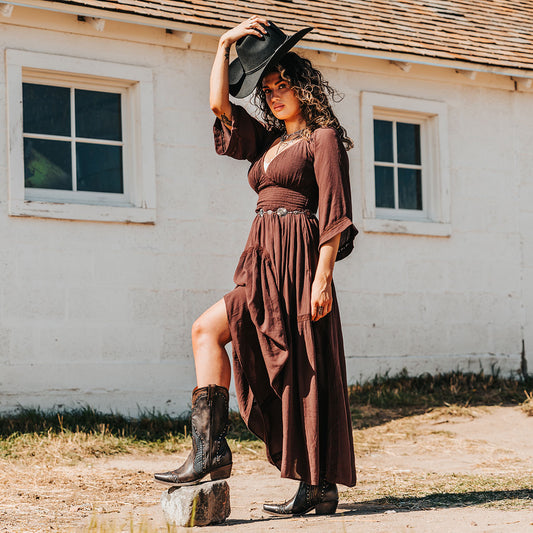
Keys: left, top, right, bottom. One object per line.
{"left": 213, "top": 102, "right": 272, "bottom": 162}
{"left": 313, "top": 127, "right": 358, "bottom": 261}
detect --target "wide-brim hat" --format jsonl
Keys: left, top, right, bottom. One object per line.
{"left": 229, "top": 21, "right": 313, "bottom": 99}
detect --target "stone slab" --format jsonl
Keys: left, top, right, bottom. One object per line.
{"left": 161, "top": 480, "right": 230, "bottom": 527}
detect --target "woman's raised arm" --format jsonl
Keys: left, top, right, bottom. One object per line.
{"left": 209, "top": 16, "right": 270, "bottom": 128}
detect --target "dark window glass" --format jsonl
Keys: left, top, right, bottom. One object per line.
{"left": 374, "top": 119, "right": 393, "bottom": 162}
{"left": 22, "top": 83, "right": 70, "bottom": 136}
{"left": 76, "top": 143, "right": 123, "bottom": 193}
{"left": 398, "top": 168, "right": 422, "bottom": 210}
{"left": 397, "top": 122, "right": 421, "bottom": 165}
{"left": 75, "top": 89, "right": 122, "bottom": 141}
{"left": 374, "top": 165, "right": 395, "bottom": 208}
{"left": 24, "top": 138, "right": 72, "bottom": 190}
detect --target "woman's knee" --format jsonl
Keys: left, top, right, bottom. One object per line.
{"left": 192, "top": 299, "right": 231, "bottom": 347}
{"left": 191, "top": 315, "right": 209, "bottom": 344}
{"left": 192, "top": 314, "right": 226, "bottom": 346}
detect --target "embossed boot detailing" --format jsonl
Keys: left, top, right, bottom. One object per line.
{"left": 262, "top": 479, "right": 338, "bottom": 516}
{"left": 154, "top": 384, "right": 232, "bottom": 486}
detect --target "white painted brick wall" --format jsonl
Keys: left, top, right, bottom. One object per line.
{"left": 0, "top": 14, "right": 530, "bottom": 414}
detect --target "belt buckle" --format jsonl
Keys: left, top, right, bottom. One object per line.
{"left": 276, "top": 207, "right": 288, "bottom": 216}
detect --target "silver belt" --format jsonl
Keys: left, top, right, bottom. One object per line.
{"left": 257, "top": 207, "right": 312, "bottom": 217}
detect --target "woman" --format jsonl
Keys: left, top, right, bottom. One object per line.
{"left": 155, "top": 16, "right": 357, "bottom": 516}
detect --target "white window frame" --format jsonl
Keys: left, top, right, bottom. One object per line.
{"left": 6, "top": 49, "right": 156, "bottom": 223}
{"left": 361, "top": 92, "right": 450, "bottom": 237}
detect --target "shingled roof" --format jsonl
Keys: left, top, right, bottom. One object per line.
{"left": 10, "top": 0, "right": 533, "bottom": 71}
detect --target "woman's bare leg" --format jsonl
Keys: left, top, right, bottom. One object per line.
{"left": 191, "top": 297, "right": 232, "bottom": 389}
{"left": 154, "top": 298, "right": 232, "bottom": 485}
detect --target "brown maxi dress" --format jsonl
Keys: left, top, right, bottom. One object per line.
{"left": 213, "top": 103, "right": 358, "bottom": 488}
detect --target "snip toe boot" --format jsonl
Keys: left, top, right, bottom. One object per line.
{"left": 263, "top": 479, "right": 338, "bottom": 516}
{"left": 154, "top": 384, "right": 232, "bottom": 486}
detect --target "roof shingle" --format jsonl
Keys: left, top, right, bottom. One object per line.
{"left": 26, "top": 0, "right": 533, "bottom": 70}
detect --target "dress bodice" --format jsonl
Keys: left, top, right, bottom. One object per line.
{"left": 213, "top": 103, "right": 358, "bottom": 261}
{"left": 247, "top": 137, "right": 319, "bottom": 211}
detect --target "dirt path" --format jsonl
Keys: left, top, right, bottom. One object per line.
{"left": 2, "top": 406, "right": 533, "bottom": 532}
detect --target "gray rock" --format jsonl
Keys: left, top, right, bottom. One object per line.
{"left": 160, "top": 480, "right": 231, "bottom": 527}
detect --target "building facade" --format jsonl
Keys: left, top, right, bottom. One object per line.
{"left": 1, "top": 1, "right": 532, "bottom": 414}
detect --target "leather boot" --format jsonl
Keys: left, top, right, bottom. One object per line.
{"left": 263, "top": 479, "right": 338, "bottom": 516}
{"left": 154, "top": 384, "right": 232, "bottom": 486}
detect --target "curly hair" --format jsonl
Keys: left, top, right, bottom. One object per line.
{"left": 252, "top": 52, "right": 354, "bottom": 150}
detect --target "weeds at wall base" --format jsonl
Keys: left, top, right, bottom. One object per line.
{"left": 0, "top": 370, "right": 532, "bottom": 463}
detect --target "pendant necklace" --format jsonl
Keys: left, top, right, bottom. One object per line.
{"left": 275, "top": 128, "right": 305, "bottom": 156}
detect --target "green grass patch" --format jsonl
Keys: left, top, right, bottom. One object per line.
{"left": 349, "top": 369, "right": 533, "bottom": 428}
{"left": 349, "top": 368, "right": 532, "bottom": 408}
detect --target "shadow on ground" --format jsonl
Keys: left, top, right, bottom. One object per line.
{"left": 338, "top": 489, "right": 533, "bottom": 514}
{"left": 179, "top": 489, "right": 533, "bottom": 528}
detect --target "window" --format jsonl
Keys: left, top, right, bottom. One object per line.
{"left": 361, "top": 92, "right": 450, "bottom": 236}
{"left": 23, "top": 84, "right": 124, "bottom": 196}
{"left": 7, "top": 50, "right": 156, "bottom": 223}
{"left": 374, "top": 119, "right": 422, "bottom": 211}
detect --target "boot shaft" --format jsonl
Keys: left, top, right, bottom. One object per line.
{"left": 153, "top": 384, "right": 232, "bottom": 486}
{"left": 191, "top": 385, "right": 230, "bottom": 464}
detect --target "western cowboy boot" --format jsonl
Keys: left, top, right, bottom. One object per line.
{"left": 262, "top": 479, "right": 338, "bottom": 516}
{"left": 154, "top": 384, "right": 232, "bottom": 486}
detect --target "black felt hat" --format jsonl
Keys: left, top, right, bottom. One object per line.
{"left": 228, "top": 21, "right": 313, "bottom": 99}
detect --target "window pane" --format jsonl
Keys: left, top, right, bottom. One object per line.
{"left": 397, "top": 122, "right": 421, "bottom": 165}
{"left": 23, "top": 83, "right": 70, "bottom": 136}
{"left": 76, "top": 143, "right": 123, "bottom": 193}
{"left": 374, "top": 119, "right": 393, "bottom": 162}
{"left": 24, "top": 138, "right": 72, "bottom": 190}
{"left": 375, "top": 165, "right": 395, "bottom": 208}
{"left": 75, "top": 89, "right": 122, "bottom": 141}
{"left": 398, "top": 168, "right": 422, "bottom": 210}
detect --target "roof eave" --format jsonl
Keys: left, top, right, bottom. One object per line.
{"left": 298, "top": 42, "right": 533, "bottom": 80}
{"left": 4, "top": 0, "right": 533, "bottom": 79}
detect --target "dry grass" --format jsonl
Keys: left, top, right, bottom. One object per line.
{"left": 85, "top": 516, "right": 175, "bottom": 533}
{"left": 352, "top": 406, "right": 462, "bottom": 456}
{"left": 0, "top": 370, "right": 530, "bottom": 469}
{"left": 341, "top": 471, "right": 533, "bottom": 512}
{"left": 1, "top": 371, "right": 532, "bottom": 532}
{"left": 521, "top": 391, "right": 533, "bottom": 416}
{"left": 0, "top": 429, "right": 185, "bottom": 466}
{"left": 0, "top": 407, "right": 262, "bottom": 466}
{"left": 0, "top": 431, "right": 263, "bottom": 467}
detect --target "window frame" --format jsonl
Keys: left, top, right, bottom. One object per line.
{"left": 361, "top": 91, "right": 451, "bottom": 237}
{"left": 6, "top": 49, "right": 156, "bottom": 223}
{"left": 22, "top": 80, "right": 128, "bottom": 203}
{"left": 373, "top": 114, "right": 426, "bottom": 217}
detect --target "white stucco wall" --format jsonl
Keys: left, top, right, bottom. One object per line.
{"left": 338, "top": 67, "right": 526, "bottom": 382}
{"left": 0, "top": 9, "right": 531, "bottom": 414}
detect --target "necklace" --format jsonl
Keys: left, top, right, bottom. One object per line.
{"left": 275, "top": 128, "right": 305, "bottom": 155}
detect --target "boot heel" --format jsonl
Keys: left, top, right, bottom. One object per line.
{"left": 315, "top": 500, "right": 338, "bottom": 515}
{"left": 210, "top": 463, "right": 232, "bottom": 481}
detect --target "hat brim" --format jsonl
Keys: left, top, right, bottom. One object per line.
{"left": 229, "top": 26, "right": 313, "bottom": 99}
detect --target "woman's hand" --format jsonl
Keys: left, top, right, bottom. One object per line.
{"left": 211, "top": 16, "right": 268, "bottom": 122}
{"left": 220, "top": 15, "right": 270, "bottom": 47}
{"left": 310, "top": 234, "right": 341, "bottom": 321}
{"left": 311, "top": 274, "right": 333, "bottom": 322}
